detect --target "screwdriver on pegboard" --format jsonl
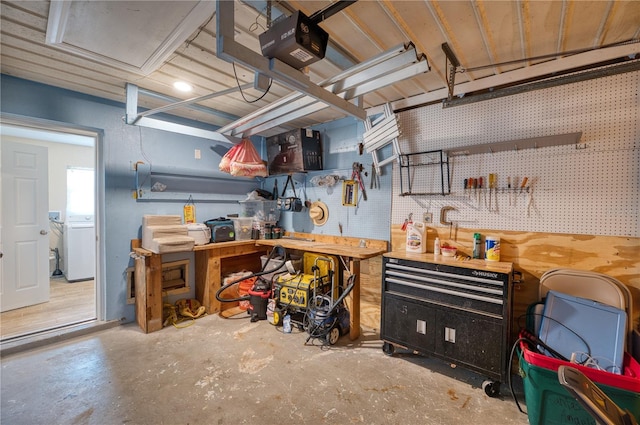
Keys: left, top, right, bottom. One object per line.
{"left": 489, "top": 173, "right": 497, "bottom": 210}
{"left": 519, "top": 176, "right": 529, "bottom": 194}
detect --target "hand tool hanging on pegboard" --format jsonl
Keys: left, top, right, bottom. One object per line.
{"left": 370, "top": 163, "right": 380, "bottom": 190}
{"left": 352, "top": 162, "right": 367, "bottom": 201}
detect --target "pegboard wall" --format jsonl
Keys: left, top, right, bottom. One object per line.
{"left": 268, "top": 167, "right": 392, "bottom": 241}
{"left": 392, "top": 70, "right": 639, "bottom": 237}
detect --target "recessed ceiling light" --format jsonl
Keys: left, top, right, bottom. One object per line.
{"left": 173, "top": 81, "right": 193, "bottom": 92}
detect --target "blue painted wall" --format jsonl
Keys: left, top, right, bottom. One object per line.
{"left": 266, "top": 117, "right": 392, "bottom": 240}
{"left": 1, "top": 75, "right": 392, "bottom": 324}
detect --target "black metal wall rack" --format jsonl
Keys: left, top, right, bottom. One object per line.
{"left": 398, "top": 149, "right": 451, "bottom": 196}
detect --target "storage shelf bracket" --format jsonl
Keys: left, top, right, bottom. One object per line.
{"left": 124, "top": 83, "right": 241, "bottom": 146}
{"left": 446, "top": 132, "right": 582, "bottom": 157}
{"left": 442, "top": 42, "right": 461, "bottom": 101}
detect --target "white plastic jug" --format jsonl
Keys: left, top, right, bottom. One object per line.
{"left": 406, "top": 222, "right": 427, "bottom": 253}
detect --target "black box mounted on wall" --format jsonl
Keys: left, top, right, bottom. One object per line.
{"left": 267, "top": 128, "right": 322, "bottom": 175}
{"left": 259, "top": 10, "right": 329, "bottom": 70}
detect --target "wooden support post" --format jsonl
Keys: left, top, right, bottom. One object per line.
{"left": 347, "top": 258, "right": 361, "bottom": 341}
{"left": 146, "top": 253, "right": 164, "bottom": 333}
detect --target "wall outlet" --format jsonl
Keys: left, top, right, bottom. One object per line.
{"left": 194, "top": 149, "right": 201, "bottom": 159}
{"left": 423, "top": 212, "right": 433, "bottom": 223}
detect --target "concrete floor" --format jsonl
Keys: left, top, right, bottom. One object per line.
{"left": 1, "top": 314, "right": 530, "bottom": 425}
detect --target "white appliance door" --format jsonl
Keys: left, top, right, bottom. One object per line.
{"left": 1, "top": 140, "right": 50, "bottom": 312}
{"left": 63, "top": 223, "right": 95, "bottom": 281}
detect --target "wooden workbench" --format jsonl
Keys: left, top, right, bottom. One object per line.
{"left": 131, "top": 239, "right": 264, "bottom": 333}
{"left": 256, "top": 233, "right": 388, "bottom": 340}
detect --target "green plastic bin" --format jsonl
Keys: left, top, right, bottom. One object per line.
{"left": 518, "top": 349, "right": 640, "bottom": 425}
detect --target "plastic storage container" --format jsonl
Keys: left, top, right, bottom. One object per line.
{"left": 239, "top": 200, "right": 280, "bottom": 222}
{"left": 230, "top": 217, "right": 253, "bottom": 241}
{"left": 518, "top": 339, "right": 640, "bottom": 425}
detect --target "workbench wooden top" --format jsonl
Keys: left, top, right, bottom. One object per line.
{"left": 384, "top": 250, "right": 513, "bottom": 274}
{"left": 256, "top": 238, "right": 386, "bottom": 260}
{"left": 131, "top": 239, "right": 260, "bottom": 256}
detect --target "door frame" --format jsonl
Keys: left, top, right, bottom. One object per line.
{"left": 0, "top": 112, "right": 105, "bottom": 322}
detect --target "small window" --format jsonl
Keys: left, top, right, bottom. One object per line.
{"left": 66, "top": 167, "right": 94, "bottom": 218}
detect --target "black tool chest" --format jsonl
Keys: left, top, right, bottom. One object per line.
{"left": 381, "top": 253, "right": 513, "bottom": 396}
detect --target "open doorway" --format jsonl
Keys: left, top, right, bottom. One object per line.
{"left": 0, "top": 119, "right": 100, "bottom": 341}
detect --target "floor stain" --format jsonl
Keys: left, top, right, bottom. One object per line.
{"left": 195, "top": 366, "right": 223, "bottom": 388}
{"left": 461, "top": 395, "right": 471, "bottom": 408}
{"left": 447, "top": 389, "right": 458, "bottom": 401}
{"left": 71, "top": 407, "right": 94, "bottom": 425}
{"left": 363, "top": 384, "right": 404, "bottom": 393}
{"left": 238, "top": 348, "right": 273, "bottom": 374}
{"left": 233, "top": 323, "right": 260, "bottom": 340}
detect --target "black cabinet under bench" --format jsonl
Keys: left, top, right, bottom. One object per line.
{"left": 381, "top": 252, "right": 513, "bottom": 396}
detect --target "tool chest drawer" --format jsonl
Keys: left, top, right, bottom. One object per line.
{"left": 384, "top": 259, "right": 506, "bottom": 317}
{"left": 380, "top": 254, "right": 513, "bottom": 395}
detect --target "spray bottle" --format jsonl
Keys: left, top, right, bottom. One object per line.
{"left": 473, "top": 233, "right": 482, "bottom": 259}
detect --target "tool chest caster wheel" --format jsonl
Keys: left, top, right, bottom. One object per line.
{"left": 482, "top": 380, "right": 500, "bottom": 397}
{"left": 382, "top": 342, "right": 395, "bottom": 356}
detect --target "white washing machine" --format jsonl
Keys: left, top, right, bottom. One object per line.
{"left": 63, "top": 215, "right": 96, "bottom": 282}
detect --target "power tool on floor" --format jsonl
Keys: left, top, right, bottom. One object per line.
{"left": 247, "top": 278, "right": 271, "bottom": 322}
{"left": 304, "top": 273, "right": 355, "bottom": 346}
{"left": 271, "top": 255, "right": 335, "bottom": 330}
{"left": 215, "top": 245, "right": 287, "bottom": 322}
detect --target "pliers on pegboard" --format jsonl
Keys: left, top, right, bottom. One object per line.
{"left": 352, "top": 162, "right": 367, "bottom": 201}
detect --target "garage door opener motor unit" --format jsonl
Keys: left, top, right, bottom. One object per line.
{"left": 259, "top": 10, "right": 329, "bottom": 70}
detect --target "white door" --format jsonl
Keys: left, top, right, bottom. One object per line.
{"left": 0, "top": 140, "right": 50, "bottom": 312}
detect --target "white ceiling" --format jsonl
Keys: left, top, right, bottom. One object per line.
{"left": 1, "top": 1, "right": 639, "bottom": 138}
{"left": 45, "top": 1, "right": 217, "bottom": 74}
